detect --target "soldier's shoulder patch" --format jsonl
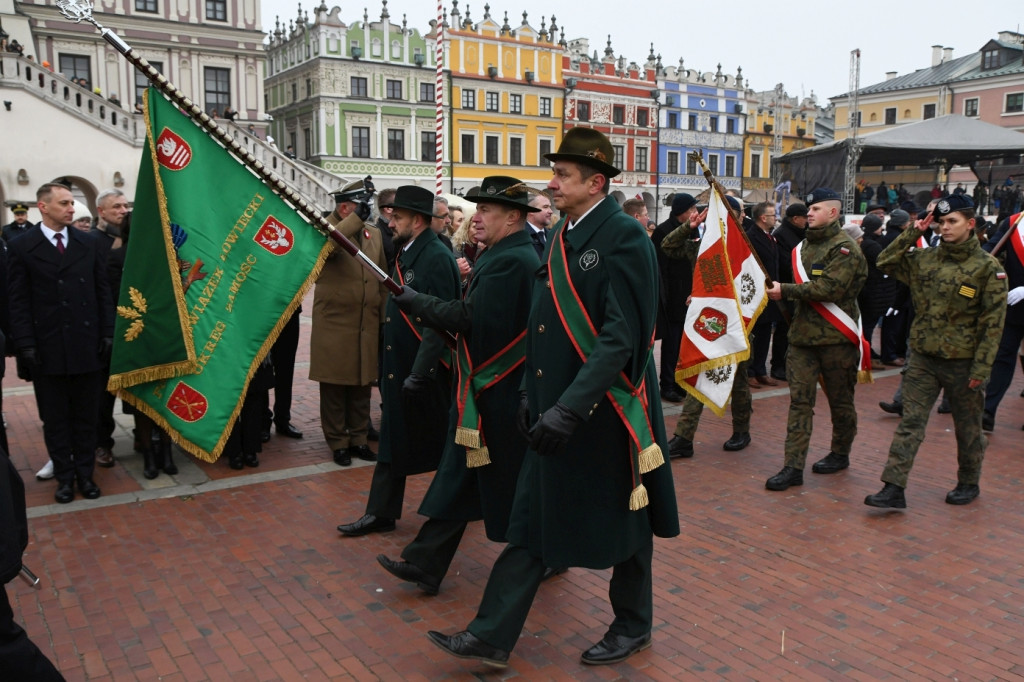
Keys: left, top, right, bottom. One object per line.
{"left": 996, "top": 271, "right": 1007, "bottom": 280}
{"left": 839, "top": 246, "right": 850, "bottom": 255}
{"left": 958, "top": 283, "right": 977, "bottom": 299}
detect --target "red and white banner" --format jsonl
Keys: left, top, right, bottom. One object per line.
{"left": 675, "top": 191, "right": 767, "bottom": 415}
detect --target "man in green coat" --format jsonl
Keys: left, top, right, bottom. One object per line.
{"left": 337, "top": 186, "right": 460, "bottom": 537}
{"left": 427, "top": 128, "right": 680, "bottom": 669}
{"left": 376, "top": 176, "right": 540, "bottom": 594}
{"left": 865, "top": 194, "right": 1007, "bottom": 508}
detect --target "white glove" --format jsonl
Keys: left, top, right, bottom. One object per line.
{"left": 885, "top": 307, "right": 899, "bottom": 317}
{"left": 1008, "top": 286, "right": 1024, "bottom": 306}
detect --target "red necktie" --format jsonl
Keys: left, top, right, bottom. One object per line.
{"left": 54, "top": 232, "right": 65, "bottom": 254}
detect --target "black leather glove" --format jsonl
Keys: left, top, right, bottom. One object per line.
{"left": 516, "top": 391, "right": 531, "bottom": 439}
{"left": 528, "top": 402, "right": 583, "bottom": 457}
{"left": 401, "top": 372, "right": 432, "bottom": 401}
{"left": 392, "top": 284, "right": 418, "bottom": 309}
{"left": 355, "top": 200, "right": 372, "bottom": 222}
{"left": 99, "top": 336, "right": 113, "bottom": 360}
{"left": 16, "top": 348, "right": 36, "bottom": 382}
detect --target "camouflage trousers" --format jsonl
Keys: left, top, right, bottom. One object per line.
{"left": 881, "top": 353, "right": 986, "bottom": 488}
{"left": 783, "top": 343, "right": 859, "bottom": 470}
{"left": 674, "top": 360, "right": 752, "bottom": 440}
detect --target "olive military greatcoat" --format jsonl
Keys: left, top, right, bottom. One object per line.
{"left": 407, "top": 229, "right": 539, "bottom": 541}
{"left": 379, "top": 228, "right": 460, "bottom": 476}
{"left": 308, "top": 212, "right": 387, "bottom": 386}
{"left": 508, "top": 195, "right": 680, "bottom": 569}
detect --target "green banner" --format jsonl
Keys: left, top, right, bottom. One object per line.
{"left": 109, "top": 89, "right": 329, "bottom": 461}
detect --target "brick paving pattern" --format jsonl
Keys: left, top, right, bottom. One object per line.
{"left": 5, "top": 299, "right": 1024, "bottom": 680}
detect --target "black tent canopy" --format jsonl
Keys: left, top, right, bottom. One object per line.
{"left": 775, "top": 114, "right": 1024, "bottom": 194}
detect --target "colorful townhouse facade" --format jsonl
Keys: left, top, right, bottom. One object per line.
{"left": 743, "top": 87, "right": 818, "bottom": 201}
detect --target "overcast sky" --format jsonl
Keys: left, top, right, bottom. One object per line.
{"left": 262, "top": 0, "right": 1019, "bottom": 104}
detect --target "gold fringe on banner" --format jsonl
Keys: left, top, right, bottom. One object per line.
{"left": 628, "top": 483, "right": 649, "bottom": 511}
{"left": 466, "top": 446, "right": 491, "bottom": 468}
{"left": 455, "top": 426, "right": 482, "bottom": 449}
{"left": 857, "top": 370, "right": 874, "bottom": 384}
{"left": 637, "top": 444, "right": 664, "bottom": 474}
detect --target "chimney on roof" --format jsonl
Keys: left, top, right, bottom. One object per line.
{"left": 931, "top": 45, "right": 943, "bottom": 66}
{"left": 943, "top": 47, "right": 953, "bottom": 63}
{"left": 885, "top": 71, "right": 898, "bottom": 81}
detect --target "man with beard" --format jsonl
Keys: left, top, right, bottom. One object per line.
{"left": 376, "top": 175, "right": 540, "bottom": 594}
{"left": 337, "top": 186, "right": 460, "bottom": 536}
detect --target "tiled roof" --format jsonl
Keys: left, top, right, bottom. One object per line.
{"left": 833, "top": 53, "right": 978, "bottom": 99}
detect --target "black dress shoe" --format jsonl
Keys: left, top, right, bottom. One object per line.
{"left": 668, "top": 435, "right": 693, "bottom": 459}
{"left": 55, "top": 482, "right": 75, "bottom": 504}
{"left": 937, "top": 399, "right": 952, "bottom": 414}
{"left": 228, "top": 453, "right": 244, "bottom": 470}
{"left": 259, "top": 430, "right": 271, "bottom": 443}
{"left": 77, "top": 478, "right": 101, "bottom": 500}
{"left": 333, "top": 449, "right": 352, "bottom": 467}
{"left": 542, "top": 566, "right": 567, "bottom": 581}
{"left": 945, "top": 483, "right": 980, "bottom": 505}
{"left": 376, "top": 554, "right": 440, "bottom": 595}
{"left": 765, "top": 466, "right": 803, "bottom": 491}
{"left": 426, "top": 630, "right": 509, "bottom": 669}
{"left": 878, "top": 400, "right": 904, "bottom": 416}
{"left": 660, "top": 387, "right": 684, "bottom": 403}
{"left": 722, "top": 432, "right": 751, "bottom": 451}
{"left": 243, "top": 452, "right": 259, "bottom": 468}
{"left": 581, "top": 631, "right": 652, "bottom": 665}
{"left": 95, "top": 446, "right": 115, "bottom": 468}
{"left": 865, "top": 482, "right": 906, "bottom": 509}
{"left": 276, "top": 423, "right": 303, "bottom": 439}
{"left": 982, "top": 412, "right": 995, "bottom": 432}
{"left": 337, "top": 514, "right": 395, "bottom": 537}
{"left": 811, "top": 452, "right": 849, "bottom": 474}
{"left": 349, "top": 445, "right": 376, "bottom": 462}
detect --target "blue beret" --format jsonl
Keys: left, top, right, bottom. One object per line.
{"left": 725, "top": 195, "right": 742, "bottom": 212}
{"left": 805, "top": 188, "right": 841, "bottom": 206}
{"left": 934, "top": 194, "right": 973, "bottom": 217}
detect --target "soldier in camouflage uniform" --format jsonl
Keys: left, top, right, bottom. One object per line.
{"left": 865, "top": 195, "right": 1007, "bottom": 508}
{"left": 659, "top": 199, "right": 753, "bottom": 457}
{"left": 765, "top": 188, "right": 868, "bottom": 491}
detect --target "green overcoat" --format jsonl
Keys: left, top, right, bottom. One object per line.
{"left": 407, "top": 230, "right": 539, "bottom": 541}
{"left": 507, "top": 195, "right": 680, "bottom": 569}
{"left": 379, "top": 228, "right": 460, "bottom": 476}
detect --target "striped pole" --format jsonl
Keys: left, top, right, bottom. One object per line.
{"left": 434, "top": 0, "right": 445, "bottom": 195}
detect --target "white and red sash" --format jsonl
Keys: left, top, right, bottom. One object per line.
{"left": 793, "top": 242, "right": 873, "bottom": 383}
{"left": 1009, "top": 212, "right": 1024, "bottom": 266}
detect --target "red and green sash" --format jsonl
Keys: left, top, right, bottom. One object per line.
{"left": 395, "top": 262, "right": 451, "bottom": 371}
{"left": 453, "top": 330, "right": 527, "bottom": 468}
{"left": 547, "top": 229, "right": 664, "bottom": 512}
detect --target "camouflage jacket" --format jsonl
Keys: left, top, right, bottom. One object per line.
{"left": 779, "top": 219, "right": 867, "bottom": 346}
{"left": 658, "top": 220, "right": 700, "bottom": 263}
{"left": 877, "top": 226, "right": 1007, "bottom": 381}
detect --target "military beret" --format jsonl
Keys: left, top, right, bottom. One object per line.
{"left": 888, "top": 209, "right": 911, "bottom": 228}
{"left": 725, "top": 195, "right": 742, "bottom": 212}
{"left": 671, "top": 193, "right": 697, "bottom": 216}
{"left": 934, "top": 194, "right": 974, "bottom": 218}
{"left": 805, "top": 188, "right": 841, "bottom": 206}
{"left": 785, "top": 203, "right": 808, "bottom": 218}
{"left": 11, "top": 202, "right": 29, "bottom": 213}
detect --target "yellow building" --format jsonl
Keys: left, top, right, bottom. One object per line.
{"left": 446, "top": 5, "right": 564, "bottom": 193}
{"left": 742, "top": 88, "right": 817, "bottom": 200}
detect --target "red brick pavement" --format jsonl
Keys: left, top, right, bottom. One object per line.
{"left": 5, "top": 313, "right": 1024, "bottom": 680}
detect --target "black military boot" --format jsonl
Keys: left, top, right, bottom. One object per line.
{"left": 811, "top": 452, "right": 849, "bottom": 474}
{"left": 159, "top": 436, "right": 177, "bottom": 475}
{"left": 864, "top": 483, "right": 906, "bottom": 508}
{"left": 945, "top": 483, "right": 979, "bottom": 505}
{"left": 142, "top": 445, "right": 160, "bottom": 480}
{"left": 667, "top": 436, "right": 693, "bottom": 459}
{"left": 765, "top": 466, "right": 803, "bottom": 491}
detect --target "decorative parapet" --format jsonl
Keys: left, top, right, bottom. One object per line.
{"left": 661, "top": 129, "right": 744, "bottom": 150}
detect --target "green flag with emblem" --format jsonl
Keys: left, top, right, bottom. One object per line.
{"left": 108, "top": 88, "right": 329, "bottom": 461}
